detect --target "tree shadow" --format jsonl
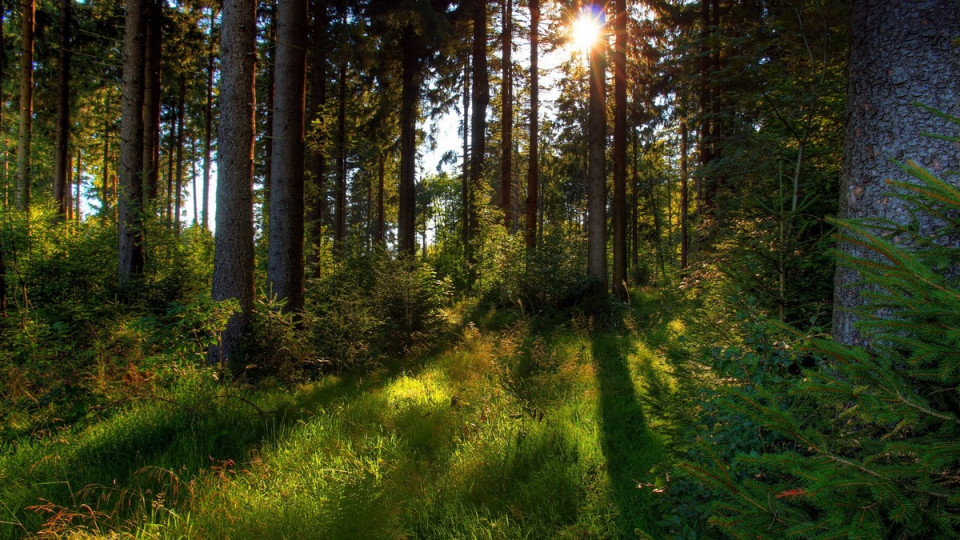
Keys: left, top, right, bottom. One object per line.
{"left": 591, "top": 330, "right": 666, "bottom": 537}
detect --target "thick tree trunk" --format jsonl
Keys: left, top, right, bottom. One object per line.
{"left": 305, "top": 0, "right": 327, "bottom": 273}
{"left": 398, "top": 24, "right": 420, "bottom": 256}
{"left": 334, "top": 61, "right": 347, "bottom": 257}
{"left": 211, "top": 0, "right": 257, "bottom": 366}
{"left": 118, "top": 0, "right": 146, "bottom": 283}
{"left": 267, "top": 0, "right": 308, "bottom": 312}
{"left": 500, "top": 0, "right": 512, "bottom": 230}
{"left": 833, "top": 0, "right": 960, "bottom": 345}
{"left": 612, "top": 0, "right": 627, "bottom": 298}
{"left": 53, "top": 0, "right": 72, "bottom": 219}
{"left": 202, "top": 7, "right": 216, "bottom": 230}
{"left": 586, "top": 10, "right": 607, "bottom": 293}
{"left": 525, "top": 0, "right": 538, "bottom": 251}
{"left": 16, "top": 0, "right": 34, "bottom": 214}
{"left": 142, "top": 0, "right": 161, "bottom": 202}
{"left": 467, "top": 0, "right": 488, "bottom": 266}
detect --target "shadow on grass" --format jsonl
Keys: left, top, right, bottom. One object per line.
{"left": 591, "top": 330, "right": 666, "bottom": 537}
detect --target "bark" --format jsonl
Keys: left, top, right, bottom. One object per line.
{"left": 467, "top": 0, "right": 488, "bottom": 265}
{"left": 612, "top": 0, "right": 627, "bottom": 298}
{"left": 500, "top": 0, "right": 512, "bottom": 230}
{"left": 525, "top": 0, "right": 538, "bottom": 251}
{"left": 118, "top": 0, "right": 146, "bottom": 283}
{"left": 16, "top": 0, "right": 34, "bottom": 214}
{"left": 333, "top": 61, "right": 347, "bottom": 257}
{"left": 262, "top": 1, "right": 277, "bottom": 228}
{"left": 305, "top": 0, "right": 327, "bottom": 273}
{"left": 698, "top": 0, "right": 712, "bottom": 224}
{"left": 102, "top": 93, "right": 112, "bottom": 219}
{"left": 142, "top": 0, "right": 161, "bottom": 202}
{"left": 586, "top": 13, "right": 607, "bottom": 293}
{"left": 211, "top": 0, "right": 257, "bottom": 366}
{"left": 680, "top": 120, "right": 689, "bottom": 270}
{"left": 53, "top": 0, "right": 72, "bottom": 219}
{"left": 174, "top": 78, "right": 186, "bottom": 233}
{"left": 65, "top": 156, "right": 73, "bottom": 221}
{"left": 74, "top": 153, "right": 81, "bottom": 222}
{"left": 376, "top": 152, "right": 385, "bottom": 246}
{"left": 833, "top": 0, "right": 960, "bottom": 345}
{"left": 398, "top": 23, "right": 420, "bottom": 256}
{"left": 462, "top": 55, "right": 470, "bottom": 249}
{"left": 266, "top": 0, "right": 308, "bottom": 312}
{"left": 202, "top": 7, "right": 216, "bottom": 230}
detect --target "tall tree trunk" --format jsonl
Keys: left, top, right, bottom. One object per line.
{"left": 500, "top": 0, "right": 512, "bottom": 230}
{"left": 631, "top": 128, "right": 639, "bottom": 276}
{"left": 142, "top": 0, "right": 161, "bottom": 202}
{"left": 611, "top": 0, "right": 627, "bottom": 298}
{"left": 333, "top": 61, "right": 347, "bottom": 257}
{"left": 305, "top": 0, "right": 327, "bottom": 273}
{"left": 461, "top": 55, "right": 470, "bottom": 249}
{"left": 74, "top": 153, "right": 81, "bottom": 222}
{"left": 211, "top": 0, "right": 257, "bottom": 365}
{"left": 262, "top": 0, "right": 277, "bottom": 230}
{"left": 525, "top": 0, "right": 538, "bottom": 251}
{"left": 174, "top": 78, "right": 186, "bottom": 234}
{"left": 267, "top": 0, "right": 308, "bottom": 313}
{"left": 833, "top": 0, "right": 960, "bottom": 346}
{"left": 680, "top": 120, "right": 689, "bottom": 270}
{"left": 586, "top": 5, "right": 607, "bottom": 293}
{"left": 165, "top": 123, "right": 175, "bottom": 222}
{"left": 102, "top": 93, "right": 112, "bottom": 220}
{"left": 65, "top": 156, "right": 73, "bottom": 221}
{"left": 467, "top": 0, "right": 488, "bottom": 268}
{"left": 202, "top": 7, "right": 216, "bottom": 229}
{"left": 16, "top": 0, "right": 34, "bottom": 215}
{"left": 53, "top": 0, "right": 71, "bottom": 219}
{"left": 376, "top": 151, "right": 385, "bottom": 246}
{"left": 398, "top": 24, "right": 420, "bottom": 256}
{"left": 698, "top": 0, "right": 712, "bottom": 229}
{"left": 118, "top": 0, "right": 146, "bottom": 283}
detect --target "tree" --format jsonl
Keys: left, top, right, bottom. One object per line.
{"left": 211, "top": 0, "right": 257, "bottom": 364}
{"left": 467, "top": 0, "right": 488, "bottom": 265}
{"left": 305, "top": 0, "right": 327, "bottom": 272}
{"left": 201, "top": 6, "right": 216, "bottom": 230}
{"left": 833, "top": 0, "right": 960, "bottom": 345}
{"left": 142, "top": 0, "right": 162, "bottom": 202}
{"left": 266, "top": 0, "right": 308, "bottom": 313}
{"left": 398, "top": 23, "right": 419, "bottom": 255}
{"left": 611, "top": 0, "right": 627, "bottom": 297}
{"left": 53, "top": 0, "right": 72, "bottom": 219}
{"left": 586, "top": 4, "right": 607, "bottom": 292}
{"left": 500, "top": 0, "right": 512, "bottom": 230}
{"left": 118, "top": 0, "right": 147, "bottom": 283}
{"left": 525, "top": 0, "right": 538, "bottom": 251}
{"left": 16, "top": 0, "right": 35, "bottom": 214}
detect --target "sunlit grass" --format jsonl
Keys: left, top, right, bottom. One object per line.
{"left": 0, "top": 295, "right": 695, "bottom": 538}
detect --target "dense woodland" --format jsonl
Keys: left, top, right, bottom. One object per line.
{"left": 1, "top": 0, "right": 959, "bottom": 537}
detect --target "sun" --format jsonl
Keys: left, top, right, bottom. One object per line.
{"left": 570, "top": 7, "right": 605, "bottom": 53}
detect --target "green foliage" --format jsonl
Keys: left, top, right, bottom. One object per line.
{"left": 672, "top": 161, "right": 960, "bottom": 538}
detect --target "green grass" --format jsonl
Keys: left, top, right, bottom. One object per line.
{"left": 0, "top": 293, "right": 691, "bottom": 539}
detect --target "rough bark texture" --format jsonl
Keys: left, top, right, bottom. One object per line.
{"left": 586, "top": 16, "right": 607, "bottom": 292}
{"left": 525, "top": 0, "right": 538, "bottom": 251}
{"left": 53, "top": 0, "right": 71, "bottom": 218}
{"left": 267, "top": 0, "right": 308, "bottom": 312}
{"left": 305, "top": 0, "right": 327, "bottom": 272}
{"left": 118, "top": 0, "right": 146, "bottom": 283}
{"left": 833, "top": 0, "right": 960, "bottom": 345}
{"left": 16, "top": 0, "right": 34, "bottom": 213}
{"left": 467, "top": 0, "right": 488, "bottom": 265}
{"left": 500, "top": 0, "right": 512, "bottom": 230}
{"left": 142, "top": 0, "right": 161, "bottom": 202}
{"left": 612, "top": 0, "right": 627, "bottom": 298}
{"left": 398, "top": 24, "right": 420, "bottom": 256}
{"left": 211, "top": 0, "right": 257, "bottom": 365}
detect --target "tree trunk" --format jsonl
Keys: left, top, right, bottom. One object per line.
{"left": 461, "top": 55, "right": 470, "bottom": 250}
{"left": 833, "top": 0, "right": 960, "bottom": 346}
{"left": 65, "top": 156, "right": 73, "bottom": 221}
{"left": 118, "top": 0, "right": 146, "bottom": 283}
{"left": 398, "top": 24, "right": 420, "bottom": 256}
{"left": 698, "top": 0, "right": 712, "bottom": 229}
{"left": 102, "top": 93, "right": 112, "bottom": 220}
{"left": 631, "top": 128, "right": 639, "bottom": 276}
{"left": 612, "top": 0, "right": 627, "bottom": 298}
{"left": 305, "top": 0, "right": 327, "bottom": 273}
{"left": 525, "top": 0, "right": 538, "bottom": 251}
{"left": 467, "top": 0, "right": 488, "bottom": 267}
{"left": 174, "top": 78, "right": 186, "bottom": 234}
{"left": 74, "top": 153, "right": 81, "bottom": 222}
{"left": 334, "top": 61, "right": 347, "bottom": 257}
{"left": 266, "top": 0, "right": 308, "bottom": 313}
{"left": 211, "top": 0, "right": 257, "bottom": 366}
{"left": 165, "top": 121, "right": 175, "bottom": 222}
{"left": 142, "top": 0, "right": 161, "bottom": 203}
{"left": 53, "top": 0, "right": 71, "bottom": 219}
{"left": 680, "top": 120, "right": 689, "bottom": 270}
{"left": 202, "top": 7, "right": 216, "bottom": 230}
{"left": 16, "top": 0, "right": 34, "bottom": 215}
{"left": 376, "top": 152, "right": 385, "bottom": 246}
{"left": 500, "top": 0, "right": 512, "bottom": 230}
{"left": 586, "top": 6, "right": 607, "bottom": 293}
{"left": 262, "top": 0, "right": 277, "bottom": 230}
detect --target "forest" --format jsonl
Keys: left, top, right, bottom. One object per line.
{"left": 1, "top": 0, "right": 959, "bottom": 537}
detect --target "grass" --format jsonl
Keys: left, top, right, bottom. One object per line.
{"left": 0, "top": 292, "right": 693, "bottom": 539}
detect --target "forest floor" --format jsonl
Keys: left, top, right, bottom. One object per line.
{"left": 1, "top": 291, "right": 695, "bottom": 539}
